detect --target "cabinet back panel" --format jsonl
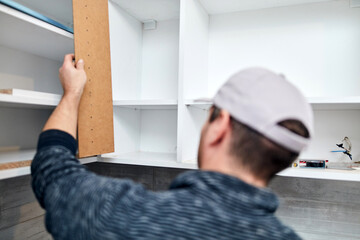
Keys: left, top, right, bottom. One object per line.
{"left": 140, "top": 109, "right": 177, "bottom": 153}
{"left": 110, "top": 4, "right": 179, "bottom": 100}
{"left": 208, "top": 0, "right": 360, "bottom": 98}
{"left": 0, "top": 107, "right": 50, "bottom": 149}
{"left": 0, "top": 45, "right": 62, "bottom": 94}
{"left": 113, "top": 108, "right": 177, "bottom": 154}
{"left": 140, "top": 20, "right": 179, "bottom": 100}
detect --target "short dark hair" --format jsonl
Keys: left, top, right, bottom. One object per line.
{"left": 209, "top": 105, "right": 310, "bottom": 181}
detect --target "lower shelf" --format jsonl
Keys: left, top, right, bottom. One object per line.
{"left": 278, "top": 168, "right": 360, "bottom": 182}
{"left": 100, "top": 152, "right": 197, "bottom": 169}
{"left": 0, "top": 149, "right": 97, "bottom": 180}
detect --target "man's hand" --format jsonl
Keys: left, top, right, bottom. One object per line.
{"left": 42, "top": 54, "right": 87, "bottom": 138}
{"left": 59, "top": 54, "right": 87, "bottom": 100}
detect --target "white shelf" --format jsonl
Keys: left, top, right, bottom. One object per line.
{"left": 0, "top": 3, "right": 73, "bottom": 61}
{"left": 308, "top": 97, "right": 360, "bottom": 110}
{"left": 199, "top": 0, "right": 335, "bottom": 15}
{"left": 278, "top": 168, "right": 360, "bottom": 182}
{"left": 185, "top": 97, "right": 360, "bottom": 111}
{"left": 0, "top": 89, "right": 61, "bottom": 109}
{"left": 0, "top": 149, "right": 97, "bottom": 180}
{"left": 100, "top": 152, "right": 197, "bottom": 169}
{"left": 113, "top": 99, "right": 178, "bottom": 109}
{"left": 184, "top": 99, "right": 212, "bottom": 111}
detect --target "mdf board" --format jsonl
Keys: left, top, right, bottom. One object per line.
{"left": 73, "top": 0, "right": 114, "bottom": 158}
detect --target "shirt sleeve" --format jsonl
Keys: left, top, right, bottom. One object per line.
{"left": 31, "top": 129, "right": 149, "bottom": 240}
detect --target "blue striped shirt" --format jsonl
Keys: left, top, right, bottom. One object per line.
{"left": 31, "top": 130, "right": 301, "bottom": 240}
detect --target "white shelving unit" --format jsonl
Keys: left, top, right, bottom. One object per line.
{"left": 1, "top": 0, "right": 360, "bottom": 182}
{"left": 0, "top": 0, "right": 74, "bottom": 179}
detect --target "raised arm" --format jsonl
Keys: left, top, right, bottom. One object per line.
{"left": 42, "top": 53, "right": 86, "bottom": 137}
{"left": 31, "top": 54, "right": 150, "bottom": 240}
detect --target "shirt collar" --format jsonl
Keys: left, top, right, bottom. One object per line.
{"left": 170, "top": 170, "right": 279, "bottom": 214}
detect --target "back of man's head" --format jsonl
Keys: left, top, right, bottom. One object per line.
{"left": 209, "top": 106, "right": 310, "bottom": 181}
{"left": 203, "top": 68, "right": 313, "bottom": 181}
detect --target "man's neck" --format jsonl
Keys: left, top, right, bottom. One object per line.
{"left": 200, "top": 164, "right": 267, "bottom": 188}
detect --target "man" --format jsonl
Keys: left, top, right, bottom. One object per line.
{"left": 32, "top": 54, "right": 313, "bottom": 240}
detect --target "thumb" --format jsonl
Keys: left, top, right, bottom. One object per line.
{"left": 76, "top": 59, "right": 85, "bottom": 70}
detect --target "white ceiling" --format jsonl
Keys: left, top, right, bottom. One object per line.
{"left": 199, "top": 0, "right": 337, "bottom": 15}
{"left": 111, "top": 0, "right": 180, "bottom": 22}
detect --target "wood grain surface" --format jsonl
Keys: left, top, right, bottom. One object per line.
{"left": 0, "top": 160, "right": 32, "bottom": 170}
{"left": 73, "top": 0, "right": 114, "bottom": 158}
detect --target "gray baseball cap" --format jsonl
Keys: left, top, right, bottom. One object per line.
{"left": 209, "top": 68, "right": 313, "bottom": 153}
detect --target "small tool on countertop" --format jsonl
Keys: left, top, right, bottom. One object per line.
{"left": 332, "top": 137, "right": 352, "bottom": 160}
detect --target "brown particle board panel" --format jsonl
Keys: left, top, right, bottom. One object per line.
{"left": 0, "top": 160, "right": 32, "bottom": 170}
{"left": 73, "top": 0, "right": 114, "bottom": 158}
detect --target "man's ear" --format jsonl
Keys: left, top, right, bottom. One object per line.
{"left": 207, "top": 110, "right": 231, "bottom": 146}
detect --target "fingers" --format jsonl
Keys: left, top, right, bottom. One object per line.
{"left": 63, "top": 54, "right": 75, "bottom": 66}
{"left": 76, "top": 59, "right": 85, "bottom": 70}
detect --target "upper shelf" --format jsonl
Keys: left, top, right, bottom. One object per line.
{"left": 185, "top": 97, "right": 360, "bottom": 111}
{"left": 308, "top": 97, "right": 360, "bottom": 110}
{"left": 199, "top": 0, "right": 336, "bottom": 15}
{"left": 0, "top": 2, "right": 74, "bottom": 61}
{"left": 0, "top": 89, "right": 61, "bottom": 109}
{"left": 0, "top": 89, "right": 179, "bottom": 110}
{"left": 113, "top": 99, "right": 178, "bottom": 109}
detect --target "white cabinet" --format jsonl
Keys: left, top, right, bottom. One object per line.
{"left": 1, "top": 0, "right": 360, "bottom": 181}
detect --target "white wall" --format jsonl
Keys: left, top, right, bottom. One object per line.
{"left": 141, "top": 20, "right": 179, "bottom": 100}
{"left": 302, "top": 109, "right": 360, "bottom": 163}
{"left": 0, "top": 107, "right": 51, "bottom": 149}
{"left": 140, "top": 109, "right": 178, "bottom": 153}
{"left": 208, "top": 0, "right": 360, "bottom": 98}
{"left": 113, "top": 108, "right": 177, "bottom": 154}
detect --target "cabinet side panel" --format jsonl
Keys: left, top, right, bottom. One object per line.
{"left": 108, "top": 2, "right": 142, "bottom": 100}
{"left": 182, "top": 0, "right": 209, "bottom": 99}
{"left": 73, "top": 0, "right": 114, "bottom": 157}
